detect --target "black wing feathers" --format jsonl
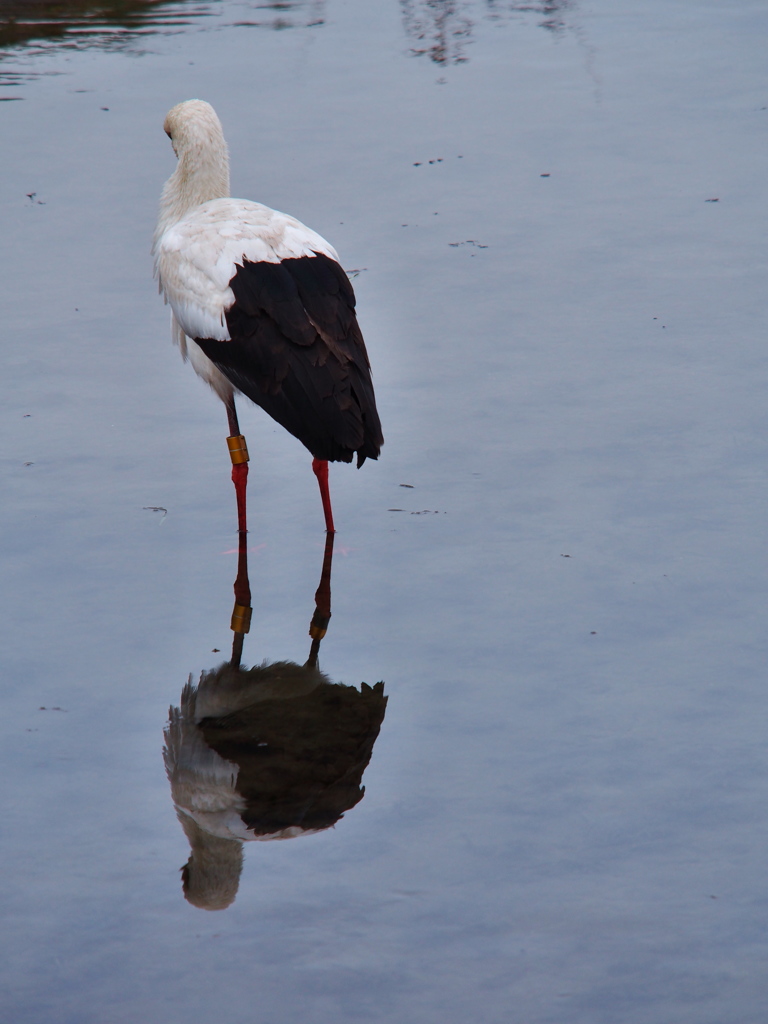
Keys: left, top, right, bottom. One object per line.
{"left": 194, "top": 253, "right": 383, "bottom": 465}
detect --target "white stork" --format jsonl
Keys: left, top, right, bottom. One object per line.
{"left": 152, "top": 99, "right": 383, "bottom": 534}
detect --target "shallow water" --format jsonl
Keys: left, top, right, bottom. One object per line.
{"left": 2, "top": 1, "right": 768, "bottom": 1020}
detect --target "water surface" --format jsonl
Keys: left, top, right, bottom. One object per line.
{"left": 1, "top": 1, "right": 768, "bottom": 1020}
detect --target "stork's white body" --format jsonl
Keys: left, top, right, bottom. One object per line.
{"left": 153, "top": 99, "right": 382, "bottom": 532}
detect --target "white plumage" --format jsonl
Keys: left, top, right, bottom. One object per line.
{"left": 156, "top": 198, "right": 339, "bottom": 343}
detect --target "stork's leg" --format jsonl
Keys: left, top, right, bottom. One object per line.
{"left": 307, "top": 531, "right": 335, "bottom": 667}
{"left": 230, "top": 525, "right": 252, "bottom": 668}
{"left": 225, "top": 395, "right": 249, "bottom": 535}
{"left": 312, "top": 458, "right": 336, "bottom": 534}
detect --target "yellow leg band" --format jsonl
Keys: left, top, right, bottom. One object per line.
{"left": 231, "top": 603, "right": 252, "bottom": 633}
{"left": 227, "top": 434, "right": 250, "bottom": 465}
{"left": 309, "top": 611, "right": 330, "bottom": 640}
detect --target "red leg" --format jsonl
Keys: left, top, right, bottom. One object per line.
{"left": 225, "top": 396, "right": 249, "bottom": 535}
{"left": 307, "top": 531, "right": 335, "bottom": 667}
{"left": 313, "top": 530, "right": 335, "bottom": 623}
{"left": 230, "top": 519, "right": 252, "bottom": 662}
{"left": 231, "top": 461, "right": 249, "bottom": 534}
{"left": 312, "top": 458, "right": 336, "bottom": 534}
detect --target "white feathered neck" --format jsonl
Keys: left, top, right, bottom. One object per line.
{"left": 153, "top": 99, "right": 231, "bottom": 252}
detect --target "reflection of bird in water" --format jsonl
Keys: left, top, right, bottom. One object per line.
{"left": 163, "top": 533, "right": 387, "bottom": 910}
{"left": 401, "top": 0, "right": 473, "bottom": 64}
{"left": 153, "top": 99, "right": 383, "bottom": 535}
{"left": 486, "top": 0, "right": 574, "bottom": 33}
{"left": 401, "top": 0, "right": 576, "bottom": 65}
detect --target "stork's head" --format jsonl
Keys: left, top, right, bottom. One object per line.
{"left": 163, "top": 99, "right": 227, "bottom": 162}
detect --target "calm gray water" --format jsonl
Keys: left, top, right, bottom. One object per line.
{"left": 2, "top": 1, "right": 768, "bottom": 1020}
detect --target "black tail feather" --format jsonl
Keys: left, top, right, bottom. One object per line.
{"left": 195, "top": 253, "right": 383, "bottom": 464}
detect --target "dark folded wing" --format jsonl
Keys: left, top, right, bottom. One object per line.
{"left": 194, "top": 253, "right": 383, "bottom": 465}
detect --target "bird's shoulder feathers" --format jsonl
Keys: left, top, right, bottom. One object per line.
{"left": 155, "top": 198, "right": 339, "bottom": 342}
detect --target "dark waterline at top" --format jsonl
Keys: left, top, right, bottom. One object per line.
{"left": 0, "top": 0, "right": 326, "bottom": 87}
{"left": 0, "top": 0, "right": 214, "bottom": 50}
